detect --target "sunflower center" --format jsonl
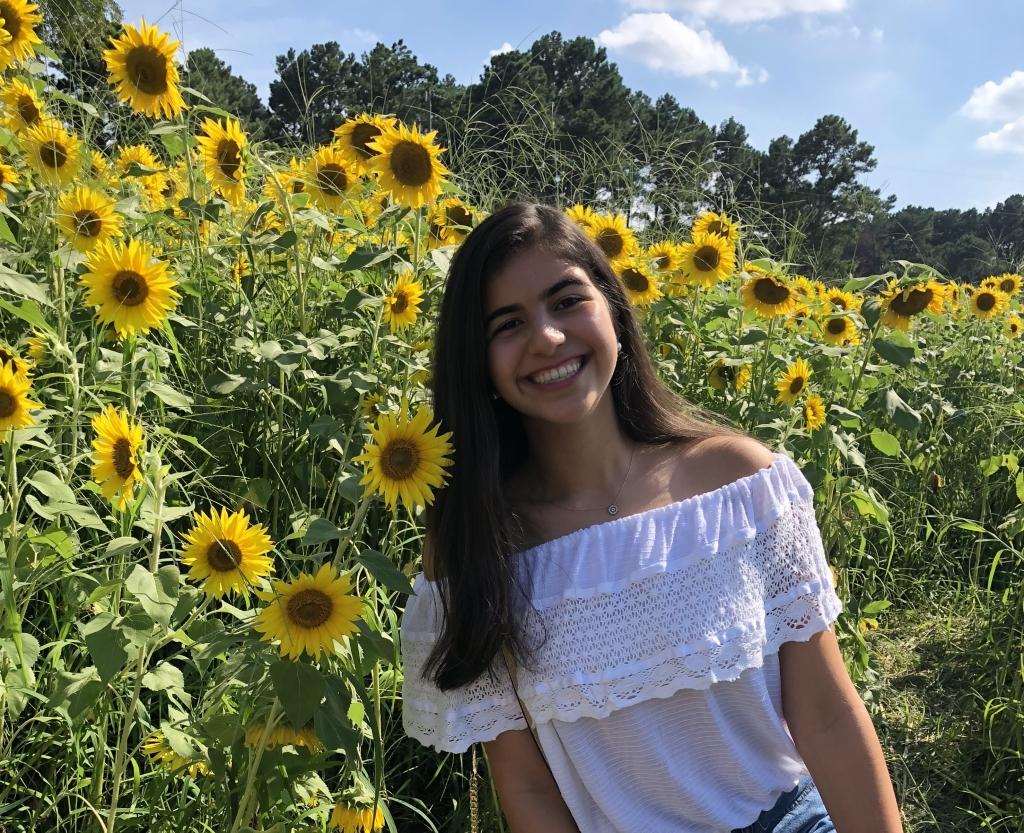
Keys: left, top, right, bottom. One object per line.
{"left": 351, "top": 123, "right": 382, "bottom": 157}
{"left": 286, "top": 588, "right": 333, "bottom": 628}
{"left": 290, "top": 177, "right": 305, "bottom": 194}
{"left": 693, "top": 245, "right": 721, "bottom": 272}
{"left": 206, "top": 539, "right": 243, "bottom": 572}
{"left": 0, "top": 390, "right": 14, "bottom": 418}
{"left": 833, "top": 297, "right": 848, "bottom": 310}
{"left": 654, "top": 254, "right": 670, "bottom": 271}
{"left": 112, "top": 437, "right": 135, "bottom": 480}
{"left": 977, "top": 292, "right": 995, "bottom": 312}
{"left": 891, "top": 287, "right": 932, "bottom": 316}
{"left": 621, "top": 269, "right": 649, "bottom": 293}
{"left": 0, "top": 169, "right": 5, "bottom": 187}
{"left": 380, "top": 439, "right": 420, "bottom": 480}
{"left": 390, "top": 140, "right": 432, "bottom": 186}
{"left": 754, "top": 277, "right": 790, "bottom": 305}
{"left": 789, "top": 376, "right": 806, "bottom": 395}
{"left": 161, "top": 177, "right": 177, "bottom": 198}
{"left": 125, "top": 45, "right": 169, "bottom": 95}
{"left": 16, "top": 94, "right": 38, "bottom": 126}
{"left": 446, "top": 204, "right": 473, "bottom": 227}
{"left": 1000, "top": 278, "right": 1015, "bottom": 293}
{"left": 596, "top": 229, "right": 624, "bottom": 259}
{"left": 0, "top": 4, "right": 21, "bottom": 39}
{"left": 390, "top": 291, "right": 409, "bottom": 314}
{"left": 112, "top": 270, "right": 150, "bottom": 306}
{"left": 0, "top": 348, "right": 12, "bottom": 365}
{"left": 316, "top": 163, "right": 348, "bottom": 195}
{"left": 74, "top": 209, "right": 103, "bottom": 238}
{"left": 216, "top": 140, "right": 241, "bottom": 180}
{"left": 717, "top": 365, "right": 735, "bottom": 382}
{"left": 706, "top": 220, "right": 728, "bottom": 237}
{"left": 40, "top": 140, "right": 68, "bottom": 170}
{"left": 1012, "top": 322, "right": 1020, "bottom": 333}
{"left": 826, "top": 318, "right": 847, "bottom": 335}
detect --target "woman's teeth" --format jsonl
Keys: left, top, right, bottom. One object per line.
{"left": 530, "top": 357, "right": 582, "bottom": 384}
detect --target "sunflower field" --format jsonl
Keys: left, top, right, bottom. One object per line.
{"left": 0, "top": 8, "right": 1022, "bottom": 833}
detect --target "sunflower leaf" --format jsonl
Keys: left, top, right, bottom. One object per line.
{"left": 869, "top": 428, "right": 902, "bottom": 457}
{"left": 356, "top": 550, "right": 416, "bottom": 596}
{"left": 873, "top": 337, "right": 914, "bottom": 367}
{"left": 79, "top": 613, "right": 128, "bottom": 684}
{"left": 314, "top": 675, "right": 359, "bottom": 755}
{"left": 270, "top": 661, "right": 325, "bottom": 728}
{"left": 125, "top": 564, "right": 176, "bottom": 627}
{"left": 301, "top": 518, "right": 343, "bottom": 546}
{"left": 0, "top": 267, "right": 50, "bottom": 305}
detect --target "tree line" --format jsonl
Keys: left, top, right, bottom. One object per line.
{"left": 37, "top": 0, "right": 1024, "bottom": 282}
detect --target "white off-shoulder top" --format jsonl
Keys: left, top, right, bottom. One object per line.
{"left": 400, "top": 451, "right": 843, "bottom": 833}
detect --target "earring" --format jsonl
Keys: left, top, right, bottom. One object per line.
{"left": 491, "top": 391, "right": 500, "bottom": 400}
{"left": 617, "top": 340, "right": 624, "bottom": 354}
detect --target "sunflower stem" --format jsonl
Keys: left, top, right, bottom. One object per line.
{"left": 844, "top": 316, "right": 882, "bottom": 411}
{"left": 333, "top": 492, "right": 374, "bottom": 570}
{"left": 752, "top": 315, "right": 777, "bottom": 409}
{"left": 229, "top": 700, "right": 282, "bottom": 833}
{"left": 2, "top": 433, "right": 31, "bottom": 694}
{"left": 104, "top": 645, "right": 148, "bottom": 833}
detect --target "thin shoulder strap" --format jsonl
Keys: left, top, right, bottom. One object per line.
{"left": 500, "top": 643, "right": 556, "bottom": 781}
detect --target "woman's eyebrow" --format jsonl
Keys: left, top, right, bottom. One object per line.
{"left": 484, "top": 276, "right": 587, "bottom": 328}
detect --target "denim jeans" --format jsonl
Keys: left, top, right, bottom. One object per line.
{"left": 730, "top": 774, "right": 836, "bottom": 833}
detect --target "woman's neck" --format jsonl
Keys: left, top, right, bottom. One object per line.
{"left": 517, "top": 394, "right": 636, "bottom": 505}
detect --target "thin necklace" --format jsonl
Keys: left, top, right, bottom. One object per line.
{"left": 544, "top": 442, "right": 637, "bottom": 516}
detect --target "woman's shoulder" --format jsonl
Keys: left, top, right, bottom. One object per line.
{"left": 678, "top": 434, "right": 778, "bottom": 496}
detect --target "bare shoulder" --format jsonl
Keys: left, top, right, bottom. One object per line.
{"left": 676, "top": 434, "right": 777, "bottom": 494}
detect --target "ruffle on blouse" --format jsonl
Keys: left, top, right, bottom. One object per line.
{"left": 401, "top": 452, "right": 843, "bottom": 753}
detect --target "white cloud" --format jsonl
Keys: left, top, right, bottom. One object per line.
{"left": 977, "top": 117, "right": 1024, "bottom": 154}
{"left": 622, "top": 0, "right": 847, "bottom": 24}
{"left": 489, "top": 41, "right": 514, "bottom": 58}
{"left": 870, "top": 28, "right": 884, "bottom": 43}
{"left": 962, "top": 71, "right": 1024, "bottom": 122}
{"left": 597, "top": 12, "right": 765, "bottom": 86}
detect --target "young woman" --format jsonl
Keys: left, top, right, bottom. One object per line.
{"left": 400, "top": 203, "right": 903, "bottom": 833}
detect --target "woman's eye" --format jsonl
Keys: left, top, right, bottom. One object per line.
{"left": 557, "top": 295, "right": 584, "bottom": 309}
{"left": 494, "top": 319, "right": 519, "bottom": 334}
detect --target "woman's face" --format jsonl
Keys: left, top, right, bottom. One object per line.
{"left": 483, "top": 247, "right": 619, "bottom": 425}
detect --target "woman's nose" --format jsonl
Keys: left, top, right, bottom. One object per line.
{"left": 529, "top": 321, "right": 566, "bottom": 352}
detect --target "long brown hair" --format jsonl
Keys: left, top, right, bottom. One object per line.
{"left": 422, "top": 202, "right": 752, "bottom": 690}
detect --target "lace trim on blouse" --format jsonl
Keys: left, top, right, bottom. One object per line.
{"left": 400, "top": 452, "right": 842, "bottom": 753}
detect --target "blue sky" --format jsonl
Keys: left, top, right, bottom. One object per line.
{"left": 119, "top": 0, "right": 1024, "bottom": 211}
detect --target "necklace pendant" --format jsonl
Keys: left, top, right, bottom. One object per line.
{"left": 607, "top": 504, "right": 619, "bottom": 516}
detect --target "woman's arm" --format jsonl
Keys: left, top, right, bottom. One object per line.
{"left": 780, "top": 626, "right": 904, "bottom": 833}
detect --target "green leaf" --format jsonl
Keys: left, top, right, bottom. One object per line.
{"left": 861, "top": 599, "right": 892, "bottom": 616}
{"left": 142, "top": 661, "right": 185, "bottom": 694}
{"left": 125, "top": 564, "right": 175, "bottom": 626}
{"left": 314, "top": 676, "right": 359, "bottom": 754}
{"left": 272, "top": 230, "right": 298, "bottom": 250}
{"left": 873, "top": 337, "right": 914, "bottom": 368}
{"left": 738, "top": 328, "right": 768, "bottom": 345}
{"left": 143, "top": 381, "right": 193, "bottom": 411}
{"left": 301, "top": 518, "right": 343, "bottom": 546}
{"left": 49, "top": 668, "right": 104, "bottom": 723}
{"left": 206, "top": 368, "right": 247, "bottom": 394}
{"left": 270, "top": 661, "right": 326, "bottom": 728}
{"left": 24, "top": 494, "right": 107, "bottom": 531}
{"left": 340, "top": 246, "right": 394, "bottom": 271}
{"left": 869, "top": 428, "right": 901, "bottom": 457}
{"left": 27, "top": 471, "right": 76, "bottom": 504}
{"left": 159, "top": 131, "right": 187, "bottom": 158}
{"left": 79, "top": 613, "right": 128, "bottom": 684}
{"left": 0, "top": 213, "right": 16, "bottom": 244}
{"left": 356, "top": 550, "right": 415, "bottom": 595}
{"left": 0, "top": 268, "right": 50, "bottom": 305}
{"left": 0, "top": 298, "right": 48, "bottom": 329}
{"left": 1016, "top": 471, "right": 1024, "bottom": 504}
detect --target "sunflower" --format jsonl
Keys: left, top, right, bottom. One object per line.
{"left": 1, "top": 77, "right": 43, "bottom": 132}
{"left": 56, "top": 187, "right": 123, "bottom": 251}
{"left": 195, "top": 117, "right": 246, "bottom": 205}
{"left": 792, "top": 275, "right": 821, "bottom": 307}
{"left": 585, "top": 212, "right": 638, "bottom": 269}
{"left": 263, "top": 156, "right": 307, "bottom": 207}
{"left": 330, "top": 803, "right": 386, "bottom": 833}
{"left": 565, "top": 203, "right": 596, "bottom": 230}
{"left": 435, "top": 196, "right": 477, "bottom": 243}
{"left": 103, "top": 20, "right": 185, "bottom": 119}
{"left": 90, "top": 405, "right": 144, "bottom": 509}
{"left": 114, "top": 143, "right": 160, "bottom": 177}
{"left": 80, "top": 238, "right": 179, "bottom": 337}
{"left": 692, "top": 210, "right": 740, "bottom": 245}
{"left": 142, "top": 731, "right": 211, "bottom": 778}
{"left": 616, "top": 259, "right": 662, "bottom": 307}
{"left": 332, "top": 113, "right": 398, "bottom": 174}
{"left": 24, "top": 119, "right": 81, "bottom": 187}
{"left": 1005, "top": 313, "right": 1022, "bottom": 339}
{"left": 354, "top": 399, "right": 454, "bottom": 511}
{"left": 818, "top": 313, "right": 861, "bottom": 347}
{"left": 646, "top": 241, "right": 682, "bottom": 276}
{"left": 0, "top": 0, "right": 42, "bottom": 71}
{"left": 879, "top": 279, "right": 946, "bottom": 331}
{"left": 775, "top": 358, "right": 812, "bottom": 405}
{"left": 244, "top": 722, "right": 324, "bottom": 753}
{"left": 740, "top": 272, "right": 800, "bottom": 318}
{"left": 383, "top": 272, "right": 424, "bottom": 333}
{"left": 822, "top": 286, "right": 862, "bottom": 313}
{"left": 992, "top": 272, "right": 1022, "bottom": 296}
{"left": 969, "top": 286, "right": 1010, "bottom": 320}
{"left": 0, "top": 361, "right": 39, "bottom": 436}
{"left": 366, "top": 122, "right": 448, "bottom": 208}
{"left": 179, "top": 507, "right": 274, "bottom": 598}
{"left": 360, "top": 393, "right": 385, "bottom": 422}
{"left": 804, "top": 393, "right": 826, "bottom": 431}
{"left": 0, "top": 160, "right": 18, "bottom": 201}
{"left": 25, "top": 329, "right": 46, "bottom": 365}
{"left": 254, "top": 563, "right": 363, "bottom": 661}
{"left": 305, "top": 144, "right": 358, "bottom": 213}
{"left": 708, "top": 358, "right": 750, "bottom": 393}
{"left": 0, "top": 342, "right": 29, "bottom": 377}
{"left": 678, "top": 232, "right": 735, "bottom": 288}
